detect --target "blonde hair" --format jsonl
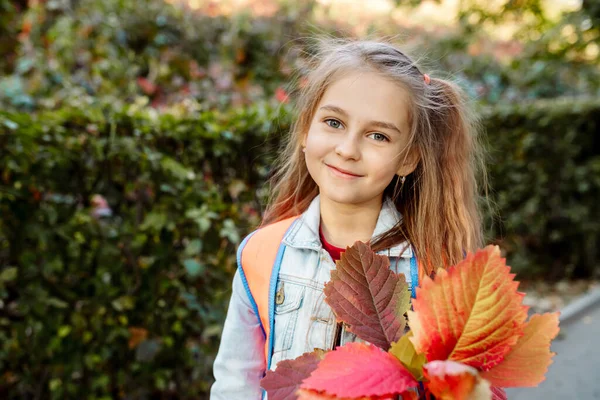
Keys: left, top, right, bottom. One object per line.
{"left": 262, "top": 38, "right": 488, "bottom": 276}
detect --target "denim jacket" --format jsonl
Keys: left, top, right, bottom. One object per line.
{"left": 210, "top": 194, "right": 418, "bottom": 399}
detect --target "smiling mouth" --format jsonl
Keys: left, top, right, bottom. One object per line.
{"left": 326, "top": 164, "right": 363, "bottom": 178}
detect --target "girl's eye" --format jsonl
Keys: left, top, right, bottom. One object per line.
{"left": 368, "top": 132, "right": 389, "bottom": 142}
{"left": 324, "top": 119, "right": 342, "bottom": 129}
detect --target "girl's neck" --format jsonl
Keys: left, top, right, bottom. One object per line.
{"left": 319, "top": 194, "right": 383, "bottom": 248}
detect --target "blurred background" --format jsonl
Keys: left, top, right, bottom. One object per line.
{"left": 0, "top": 0, "right": 599, "bottom": 398}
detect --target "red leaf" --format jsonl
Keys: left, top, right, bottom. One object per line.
{"left": 297, "top": 389, "right": 404, "bottom": 399}
{"left": 137, "top": 77, "right": 157, "bottom": 95}
{"left": 296, "top": 390, "right": 337, "bottom": 399}
{"left": 481, "top": 313, "right": 560, "bottom": 387}
{"left": 324, "top": 241, "right": 411, "bottom": 350}
{"left": 408, "top": 246, "right": 528, "bottom": 371}
{"left": 297, "top": 389, "right": 407, "bottom": 399}
{"left": 275, "top": 87, "right": 289, "bottom": 103}
{"left": 261, "top": 350, "right": 326, "bottom": 400}
{"left": 423, "top": 360, "right": 491, "bottom": 400}
{"left": 301, "top": 342, "right": 418, "bottom": 398}
{"left": 491, "top": 386, "right": 507, "bottom": 400}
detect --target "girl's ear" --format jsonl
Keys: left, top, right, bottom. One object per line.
{"left": 396, "top": 148, "right": 420, "bottom": 177}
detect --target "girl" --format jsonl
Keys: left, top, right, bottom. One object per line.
{"left": 210, "top": 38, "right": 486, "bottom": 399}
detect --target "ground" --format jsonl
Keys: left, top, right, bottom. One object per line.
{"left": 506, "top": 302, "right": 600, "bottom": 399}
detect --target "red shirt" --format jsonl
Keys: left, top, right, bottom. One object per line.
{"left": 319, "top": 225, "right": 345, "bottom": 262}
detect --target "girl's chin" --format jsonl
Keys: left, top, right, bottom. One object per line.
{"left": 318, "top": 190, "right": 370, "bottom": 205}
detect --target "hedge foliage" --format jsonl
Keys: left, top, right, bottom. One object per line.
{"left": 0, "top": 103, "right": 287, "bottom": 399}
{"left": 2, "top": 0, "right": 599, "bottom": 113}
{"left": 0, "top": 0, "right": 313, "bottom": 112}
{"left": 1, "top": 97, "right": 599, "bottom": 398}
{"left": 483, "top": 97, "right": 600, "bottom": 279}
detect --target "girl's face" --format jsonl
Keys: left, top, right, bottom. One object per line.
{"left": 303, "top": 71, "right": 417, "bottom": 207}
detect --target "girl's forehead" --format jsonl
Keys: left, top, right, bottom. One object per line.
{"left": 317, "top": 71, "right": 411, "bottom": 126}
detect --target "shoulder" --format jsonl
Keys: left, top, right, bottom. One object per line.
{"left": 255, "top": 216, "right": 299, "bottom": 240}
{"left": 238, "top": 216, "right": 300, "bottom": 262}
{"left": 243, "top": 216, "right": 299, "bottom": 250}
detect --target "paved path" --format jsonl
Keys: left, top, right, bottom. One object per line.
{"left": 506, "top": 304, "right": 600, "bottom": 399}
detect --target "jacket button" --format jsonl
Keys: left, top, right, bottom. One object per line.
{"left": 275, "top": 283, "right": 285, "bottom": 305}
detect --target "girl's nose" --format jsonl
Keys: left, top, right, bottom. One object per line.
{"left": 334, "top": 132, "right": 361, "bottom": 160}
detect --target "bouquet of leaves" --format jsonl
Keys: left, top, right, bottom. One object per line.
{"left": 261, "top": 243, "right": 560, "bottom": 400}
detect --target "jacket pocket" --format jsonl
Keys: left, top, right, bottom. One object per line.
{"left": 273, "top": 280, "right": 305, "bottom": 353}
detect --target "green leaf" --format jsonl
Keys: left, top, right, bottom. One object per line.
{"left": 185, "top": 205, "right": 218, "bottom": 233}
{"left": 183, "top": 258, "right": 204, "bottom": 277}
{"left": 140, "top": 212, "right": 168, "bottom": 232}
{"left": 58, "top": 325, "right": 72, "bottom": 338}
{"left": 112, "top": 296, "right": 135, "bottom": 311}
{"left": 0, "top": 267, "right": 17, "bottom": 282}
{"left": 2, "top": 118, "right": 18, "bottom": 130}
{"left": 47, "top": 297, "right": 69, "bottom": 309}
{"left": 219, "top": 218, "right": 240, "bottom": 243}
{"left": 160, "top": 156, "right": 195, "bottom": 180}
{"left": 136, "top": 339, "right": 162, "bottom": 362}
{"left": 184, "top": 239, "right": 202, "bottom": 256}
{"left": 49, "top": 378, "right": 62, "bottom": 391}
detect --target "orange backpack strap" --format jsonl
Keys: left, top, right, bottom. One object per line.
{"left": 237, "top": 216, "right": 299, "bottom": 368}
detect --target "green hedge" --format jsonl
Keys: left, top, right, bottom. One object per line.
{"left": 0, "top": 97, "right": 599, "bottom": 398}
{"left": 483, "top": 97, "right": 600, "bottom": 279}
{"left": 0, "top": 103, "right": 288, "bottom": 399}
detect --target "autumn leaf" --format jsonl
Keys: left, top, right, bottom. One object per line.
{"left": 275, "top": 87, "right": 289, "bottom": 103}
{"left": 301, "top": 342, "right": 418, "bottom": 399}
{"left": 128, "top": 327, "right": 148, "bottom": 349}
{"left": 324, "top": 241, "right": 411, "bottom": 350}
{"left": 296, "top": 389, "right": 339, "bottom": 400}
{"left": 297, "top": 389, "right": 401, "bottom": 399}
{"left": 261, "top": 350, "right": 326, "bottom": 400}
{"left": 296, "top": 389, "right": 414, "bottom": 400}
{"left": 423, "top": 360, "right": 491, "bottom": 400}
{"left": 389, "top": 332, "right": 427, "bottom": 380}
{"left": 296, "top": 389, "right": 339, "bottom": 399}
{"left": 481, "top": 313, "right": 560, "bottom": 387}
{"left": 408, "top": 246, "right": 528, "bottom": 371}
{"left": 490, "top": 386, "right": 507, "bottom": 400}
{"left": 137, "top": 77, "right": 157, "bottom": 95}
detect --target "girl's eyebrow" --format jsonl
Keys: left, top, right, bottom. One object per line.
{"left": 318, "top": 104, "right": 403, "bottom": 135}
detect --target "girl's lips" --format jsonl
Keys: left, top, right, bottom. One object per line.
{"left": 326, "top": 164, "right": 363, "bottom": 178}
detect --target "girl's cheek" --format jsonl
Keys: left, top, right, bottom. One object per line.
{"left": 305, "top": 132, "right": 327, "bottom": 155}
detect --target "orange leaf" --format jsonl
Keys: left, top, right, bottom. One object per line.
{"left": 481, "top": 313, "right": 560, "bottom": 387}
{"left": 408, "top": 246, "right": 528, "bottom": 371}
{"left": 323, "top": 241, "right": 411, "bottom": 350}
{"left": 301, "top": 342, "right": 418, "bottom": 399}
{"left": 423, "top": 360, "right": 491, "bottom": 400}
{"left": 128, "top": 327, "right": 148, "bottom": 349}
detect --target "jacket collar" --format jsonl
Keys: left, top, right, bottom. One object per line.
{"left": 282, "top": 194, "right": 413, "bottom": 258}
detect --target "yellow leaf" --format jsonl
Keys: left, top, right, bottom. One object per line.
{"left": 389, "top": 332, "right": 427, "bottom": 380}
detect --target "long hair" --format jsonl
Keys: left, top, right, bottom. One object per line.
{"left": 261, "top": 38, "right": 488, "bottom": 276}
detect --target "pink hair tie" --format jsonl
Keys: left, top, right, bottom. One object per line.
{"left": 423, "top": 74, "right": 431, "bottom": 85}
